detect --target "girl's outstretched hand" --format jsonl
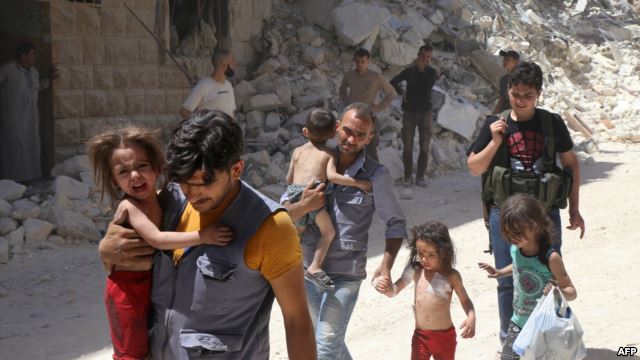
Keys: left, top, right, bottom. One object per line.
{"left": 459, "top": 316, "right": 476, "bottom": 338}
{"left": 478, "top": 262, "right": 499, "bottom": 278}
{"left": 200, "top": 223, "right": 234, "bottom": 246}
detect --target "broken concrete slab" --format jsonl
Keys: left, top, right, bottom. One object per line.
{"left": 434, "top": 87, "right": 482, "bottom": 141}
{"left": 55, "top": 175, "right": 89, "bottom": 201}
{"left": 405, "top": 9, "right": 435, "bottom": 39}
{"left": 380, "top": 38, "right": 421, "bottom": 67}
{"left": 46, "top": 206, "right": 100, "bottom": 242}
{"left": 332, "top": 3, "right": 391, "bottom": 46}
{"left": 23, "top": 218, "right": 55, "bottom": 243}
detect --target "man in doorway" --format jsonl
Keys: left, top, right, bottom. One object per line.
{"left": 390, "top": 44, "right": 438, "bottom": 188}
{"left": 0, "top": 42, "right": 57, "bottom": 182}
{"left": 493, "top": 49, "right": 520, "bottom": 114}
{"left": 99, "top": 111, "right": 316, "bottom": 359}
{"left": 179, "top": 50, "right": 237, "bottom": 119}
{"left": 339, "top": 48, "right": 397, "bottom": 161}
{"left": 283, "top": 102, "right": 407, "bottom": 360}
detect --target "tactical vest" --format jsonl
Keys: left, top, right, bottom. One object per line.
{"left": 151, "top": 181, "right": 283, "bottom": 360}
{"left": 481, "top": 109, "right": 573, "bottom": 211}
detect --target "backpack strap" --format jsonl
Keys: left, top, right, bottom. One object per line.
{"left": 538, "top": 108, "right": 557, "bottom": 172}
{"left": 491, "top": 109, "right": 512, "bottom": 169}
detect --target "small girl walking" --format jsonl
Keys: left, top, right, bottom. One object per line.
{"left": 479, "top": 193, "right": 577, "bottom": 360}
{"left": 375, "top": 221, "right": 476, "bottom": 360}
{"left": 88, "top": 127, "right": 233, "bottom": 360}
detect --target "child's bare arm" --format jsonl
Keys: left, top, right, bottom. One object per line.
{"left": 327, "top": 153, "right": 372, "bottom": 192}
{"left": 449, "top": 270, "right": 476, "bottom": 338}
{"left": 546, "top": 252, "right": 577, "bottom": 300}
{"left": 375, "top": 264, "right": 414, "bottom": 297}
{"left": 286, "top": 149, "right": 297, "bottom": 185}
{"left": 478, "top": 262, "right": 512, "bottom": 278}
{"left": 118, "top": 200, "right": 233, "bottom": 250}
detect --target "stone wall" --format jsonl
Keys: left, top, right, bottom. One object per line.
{"left": 50, "top": 0, "right": 272, "bottom": 163}
{"left": 229, "top": 0, "right": 273, "bottom": 80}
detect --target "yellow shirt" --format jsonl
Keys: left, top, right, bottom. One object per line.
{"left": 173, "top": 185, "right": 302, "bottom": 281}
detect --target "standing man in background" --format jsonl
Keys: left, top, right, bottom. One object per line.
{"left": 339, "top": 48, "right": 396, "bottom": 161}
{"left": 0, "top": 42, "right": 56, "bottom": 182}
{"left": 390, "top": 44, "right": 437, "bottom": 188}
{"left": 179, "top": 49, "right": 237, "bottom": 119}
{"left": 493, "top": 49, "right": 520, "bottom": 114}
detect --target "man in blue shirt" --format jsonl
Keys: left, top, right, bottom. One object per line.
{"left": 283, "top": 102, "right": 407, "bottom": 360}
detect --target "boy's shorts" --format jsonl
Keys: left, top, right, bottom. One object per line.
{"left": 411, "top": 326, "right": 457, "bottom": 360}
{"left": 286, "top": 182, "right": 330, "bottom": 227}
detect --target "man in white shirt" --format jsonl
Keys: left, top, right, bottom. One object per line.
{"left": 179, "top": 50, "right": 237, "bottom": 119}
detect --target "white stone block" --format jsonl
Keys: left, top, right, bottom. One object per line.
{"left": 23, "top": 218, "right": 55, "bottom": 243}
{"left": 405, "top": 9, "right": 434, "bottom": 38}
{"left": 248, "top": 94, "right": 282, "bottom": 112}
{"left": 46, "top": 206, "right": 101, "bottom": 242}
{"left": 0, "top": 217, "right": 17, "bottom": 236}
{"left": 63, "top": 155, "right": 91, "bottom": 176}
{"left": 332, "top": 3, "right": 390, "bottom": 45}
{"left": 11, "top": 199, "right": 41, "bottom": 221}
{"left": 265, "top": 112, "right": 281, "bottom": 132}
{"left": 55, "top": 175, "right": 89, "bottom": 200}
{"left": 6, "top": 227, "right": 24, "bottom": 247}
{"left": 302, "top": 46, "right": 325, "bottom": 66}
{"left": 0, "top": 237, "right": 8, "bottom": 263}
{"left": 0, "top": 180, "right": 26, "bottom": 201}
{"left": 380, "top": 39, "right": 421, "bottom": 67}
{"left": 0, "top": 199, "right": 11, "bottom": 218}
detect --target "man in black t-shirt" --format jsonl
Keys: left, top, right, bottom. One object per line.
{"left": 467, "top": 61, "right": 585, "bottom": 349}
{"left": 493, "top": 49, "right": 520, "bottom": 114}
{"left": 390, "top": 44, "right": 437, "bottom": 188}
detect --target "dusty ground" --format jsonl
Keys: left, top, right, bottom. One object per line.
{"left": 1, "top": 141, "right": 639, "bottom": 360}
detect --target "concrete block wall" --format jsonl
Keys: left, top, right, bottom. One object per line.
{"left": 230, "top": 0, "right": 273, "bottom": 80}
{"left": 50, "top": 0, "right": 190, "bottom": 162}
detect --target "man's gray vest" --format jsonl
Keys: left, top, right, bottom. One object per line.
{"left": 301, "top": 155, "right": 383, "bottom": 279}
{"left": 151, "top": 181, "right": 283, "bottom": 360}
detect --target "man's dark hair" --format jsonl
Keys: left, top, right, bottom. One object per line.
{"left": 499, "top": 49, "right": 520, "bottom": 61}
{"left": 353, "top": 48, "right": 370, "bottom": 59}
{"left": 15, "top": 42, "right": 35, "bottom": 59}
{"left": 342, "top": 102, "right": 376, "bottom": 129}
{"left": 306, "top": 108, "right": 336, "bottom": 146}
{"left": 166, "top": 110, "right": 243, "bottom": 184}
{"left": 419, "top": 43, "right": 433, "bottom": 53}
{"left": 508, "top": 61, "right": 543, "bottom": 92}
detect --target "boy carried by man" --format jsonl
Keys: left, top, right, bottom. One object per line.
{"left": 286, "top": 108, "right": 372, "bottom": 289}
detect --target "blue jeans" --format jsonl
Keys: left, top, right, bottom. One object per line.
{"left": 489, "top": 206, "right": 562, "bottom": 344}
{"left": 305, "top": 276, "right": 362, "bottom": 360}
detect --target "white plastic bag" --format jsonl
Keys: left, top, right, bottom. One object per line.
{"left": 513, "top": 287, "right": 586, "bottom": 360}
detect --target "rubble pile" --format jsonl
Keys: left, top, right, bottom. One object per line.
{"left": 231, "top": 0, "right": 639, "bottom": 194}
{"left": 0, "top": 156, "right": 110, "bottom": 264}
